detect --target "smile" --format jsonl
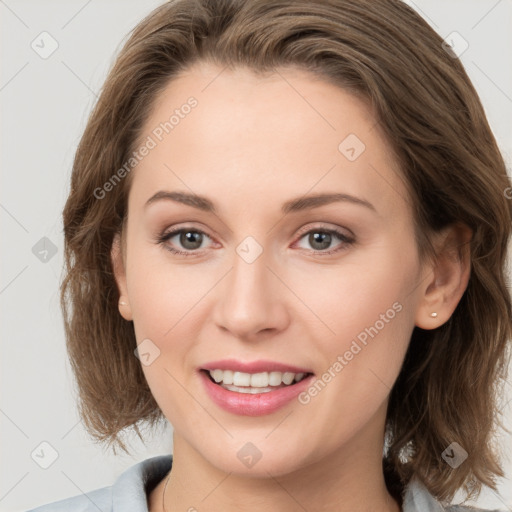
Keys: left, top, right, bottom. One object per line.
{"left": 207, "top": 369, "right": 309, "bottom": 393}
{"left": 199, "top": 360, "right": 315, "bottom": 416}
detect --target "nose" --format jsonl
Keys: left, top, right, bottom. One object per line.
{"left": 213, "top": 244, "right": 290, "bottom": 340}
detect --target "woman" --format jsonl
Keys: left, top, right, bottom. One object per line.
{"left": 28, "top": 0, "right": 511, "bottom": 510}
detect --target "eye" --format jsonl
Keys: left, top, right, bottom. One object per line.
{"left": 154, "top": 225, "right": 355, "bottom": 257}
{"left": 294, "top": 227, "right": 354, "bottom": 255}
{"left": 155, "top": 227, "right": 213, "bottom": 256}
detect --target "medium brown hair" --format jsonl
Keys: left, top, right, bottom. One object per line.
{"left": 61, "top": 0, "right": 512, "bottom": 503}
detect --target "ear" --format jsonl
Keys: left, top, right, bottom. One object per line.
{"left": 111, "top": 232, "right": 133, "bottom": 321}
{"left": 415, "top": 222, "right": 472, "bottom": 329}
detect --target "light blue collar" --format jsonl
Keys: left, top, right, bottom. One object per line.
{"left": 403, "top": 477, "right": 446, "bottom": 511}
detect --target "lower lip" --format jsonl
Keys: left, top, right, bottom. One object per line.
{"left": 199, "top": 370, "right": 314, "bottom": 416}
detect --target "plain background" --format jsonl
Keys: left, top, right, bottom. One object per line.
{"left": 1, "top": 1, "right": 511, "bottom": 511}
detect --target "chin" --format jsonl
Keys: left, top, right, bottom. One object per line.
{"left": 187, "top": 433, "right": 319, "bottom": 478}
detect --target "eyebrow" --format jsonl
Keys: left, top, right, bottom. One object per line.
{"left": 144, "top": 190, "right": 377, "bottom": 214}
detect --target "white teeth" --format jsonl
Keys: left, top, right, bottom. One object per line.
{"left": 233, "top": 371, "right": 251, "bottom": 386}
{"left": 268, "top": 371, "right": 282, "bottom": 386}
{"left": 207, "top": 369, "right": 308, "bottom": 389}
{"left": 223, "top": 384, "right": 274, "bottom": 394}
{"left": 250, "top": 372, "right": 269, "bottom": 387}
{"left": 211, "top": 369, "right": 223, "bottom": 383}
{"left": 282, "top": 372, "right": 295, "bottom": 385}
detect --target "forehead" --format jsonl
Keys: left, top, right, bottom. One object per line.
{"left": 128, "top": 62, "right": 410, "bottom": 220}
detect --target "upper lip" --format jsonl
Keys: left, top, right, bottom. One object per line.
{"left": 201, "top": 359, "right": 313, "bottom": 374}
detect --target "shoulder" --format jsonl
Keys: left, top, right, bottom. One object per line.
{"left": 445, "top": 507, "right": 504, "bottom": 512}
{"left": 26, "top": 486, "right": 111, "bottom": 512}
{"left": 26, "top": 454, "right": 173, "bottom": 512}
{"left": 403, "top": 478, "right": 505, "bottom": 512}
{"left": 446, "top": 507, "right": 504, "bottom": 512}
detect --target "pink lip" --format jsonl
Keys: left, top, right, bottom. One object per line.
{"left": 199, "top": 368, "right": 315, "bottom": 417}
{"left": 201, "top": 359, "right": 312, "bottom": 374}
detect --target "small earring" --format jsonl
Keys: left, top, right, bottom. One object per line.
{"left": 430, "top": 312, "right": 438, "bottom": 318}
{"left": 119, "top": 301, "right": 128, "bottom": 306}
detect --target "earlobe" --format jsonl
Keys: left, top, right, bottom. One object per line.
{"left": 415, "top": 222, "right": 472, "bottom": 330}
{"left": 118, "top": 297, "right": 132, "bottom": 321}
{"left": 111, "top": 232, "right": 133, "bottom": 321}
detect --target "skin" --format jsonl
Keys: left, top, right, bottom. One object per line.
{"left": 111, "top": 62, "right": 471, "bottom": 512}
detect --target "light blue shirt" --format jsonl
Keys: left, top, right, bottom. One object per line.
{"left": 26, "top": 455, "right": 503, "bottom": 512}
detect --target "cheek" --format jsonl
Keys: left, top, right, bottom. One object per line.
{"left": 297, "top": 289, "right": 414, "bottom": 451}
{"left": 299, "top": 246, "right": 416, "bottom": 349}
{"left": 125, "top": 245, "right": 214, "bottom": 405}
{"left": 298, "top": 242, "right": 418, "bottom": 402}
{"left": 125, "top": 245, "right": 207, "bottom": 338}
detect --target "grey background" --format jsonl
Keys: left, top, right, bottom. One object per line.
{"left": 1, "top": 1, "right": 511, "bottom": 511}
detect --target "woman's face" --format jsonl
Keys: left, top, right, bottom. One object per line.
{"left": 113, "top": 62, "right": 430, "bottom": 476}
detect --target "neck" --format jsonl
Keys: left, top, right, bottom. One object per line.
{"left": 154, "top": 432, "right": 400, "bottom": 512}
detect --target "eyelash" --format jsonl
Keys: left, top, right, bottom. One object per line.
{"left": 154, "top": 225, "right": 355, "bottom": 257}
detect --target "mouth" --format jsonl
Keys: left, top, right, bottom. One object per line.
{"left": 201, "top": 368, "right": 313, "bottom": 394}
{"left": 199, "top": 359, "right": 315, "bottom": 415}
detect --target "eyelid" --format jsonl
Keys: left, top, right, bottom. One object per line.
{"left": 294, "top": 222, "right": 354, "bottom": 239}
